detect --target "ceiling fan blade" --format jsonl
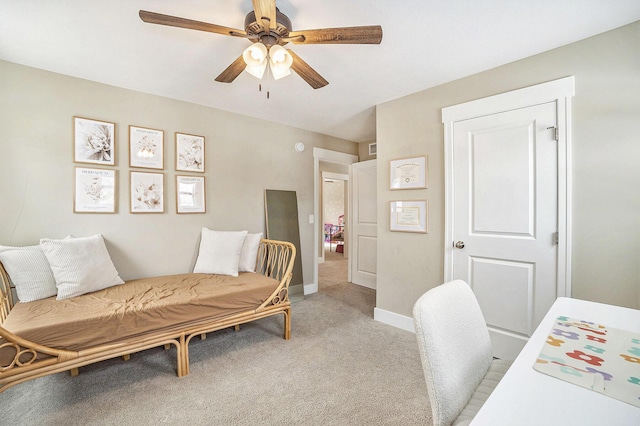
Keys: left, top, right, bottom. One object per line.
{"left": 288, "top": 26, "right": 383, "bottom": 44}
{"left": 215, "top": 55, "right": 246, "bottom": 83}
{"left": 139, "top": 10, "right": 246, "bottom": 37}
{"left": 252, "top": 0, "right": 277, "bottom": 30}
{"left": 287, "top": 50, "right": 329, "bottom": 89}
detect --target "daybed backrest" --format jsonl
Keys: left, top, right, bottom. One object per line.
{"left": 256, "top": 239, "right": 295, "bottom": 283}
{"left": 0, "top": 262, "right": 14, "bottom": 324}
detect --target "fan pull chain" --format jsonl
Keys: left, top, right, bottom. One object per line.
{"left": 265, "top": 63, "right": 271, "bottom": 99}
{"left": 258, "top": 84, "right": 270, "bottom": 99}
{"left": 257, "top": 68, "right": 270, "bottom": 99}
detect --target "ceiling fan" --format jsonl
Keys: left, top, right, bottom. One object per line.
{"left": 139, "top": 0, "right": 383, "bottom": 89}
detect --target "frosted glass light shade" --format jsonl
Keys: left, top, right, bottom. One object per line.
{"left": 243, "top": 43, "right": 268, "bottom": 78}
{"left": 269, "top": 45, "right": 293, "bottom": 80}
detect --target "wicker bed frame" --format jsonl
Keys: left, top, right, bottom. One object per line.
{"left": 0, "top": 238, "right": 295, "bottom": 393}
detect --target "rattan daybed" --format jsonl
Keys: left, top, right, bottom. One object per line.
{"left": 0, "top": 238, "right": 295, "bottom": 393}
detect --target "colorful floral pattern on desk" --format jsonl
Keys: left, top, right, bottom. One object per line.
{"left": 533, "top": 316, "right": 640, "bottom": 407}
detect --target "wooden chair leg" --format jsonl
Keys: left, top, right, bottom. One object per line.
{"left": 284, "top": 309, "right": 291, "bottom": 340}
{"left": 70, "top": 368, "right": 79, "bottom": 377}
{"left": 164, "top": 344, "right": 171, "bottom": 350}
{"left": 234, "top": 324, "right": 240, "bottom": 331}
{"left": 200, "top": 333, "right": 206, "bottom": 340}
{"left": 122, "top": 354, "right": 131, "bottom": 361}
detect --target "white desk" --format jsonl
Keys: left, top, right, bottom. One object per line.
{"left": 471, "top": 297, "right": 640, "bottom": 426}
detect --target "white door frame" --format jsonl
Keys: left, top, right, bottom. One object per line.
{"left": 309, "top": 148, "right": 358, "bottom": 295}
{"left": 442, "top": 76, "right": 575, "bottom": 299}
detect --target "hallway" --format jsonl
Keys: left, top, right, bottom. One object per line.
{"left": 318, "top": 247, "right": 375, "bottom": 317}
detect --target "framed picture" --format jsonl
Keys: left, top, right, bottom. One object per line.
{"left": 176, "top": 175, "right": 206, "bottom": 214}
{"left": 175, "top": 132, "right": 205, "bottom": 173}
{"left": 74, "top": 167, "right": 117, "bottom": 213}
{"left": 73, "top": 116, "right": 116, "bottom": 165}
{"left": 390, "top": 200, "right": 428, "bottom": 233}
{"left": 390, "top": 155, "right": 428, "bottom": 190}
{"left": 129, "top": 125, "right": 164, "bottom": 169}
{"left": 130, "top": 171, "right": 164, "bottom": 213}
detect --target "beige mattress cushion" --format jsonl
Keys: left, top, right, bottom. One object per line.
{"left": 2, "top": 272, "right": 279, "bottom": 352}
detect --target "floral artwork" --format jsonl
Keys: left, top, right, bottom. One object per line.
{"left": 74, "top": 117, "right": 116, "bottom": 165}
{"left": 130, "top": 171, "right": 164, "bottom": 213}
{"left": 176, "top": 133, "right": 205, "bottom": 173}
{"left": 129, "top": 125, "right": 164, "bottom": 169}
{"left": 74, "top": 167, "right": 116, "bottom": 213}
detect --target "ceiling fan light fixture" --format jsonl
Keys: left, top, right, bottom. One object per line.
{"left": 243, "top": 43, "right": 268, "bottom": 78}
{"left": 268, "top": 45, "right": 293, "bottom": 80}
{"left": 140, "top": 6, "right": 383, "bottom": 89}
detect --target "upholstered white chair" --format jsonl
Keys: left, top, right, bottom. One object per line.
{"left": 413, "top": 280, "right": 512, "bottom": 426}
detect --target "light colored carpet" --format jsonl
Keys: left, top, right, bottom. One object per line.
{"left": 0, "top": 252, "right": 431, "bottom": 425}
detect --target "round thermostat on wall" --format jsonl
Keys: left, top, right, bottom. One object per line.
{"left": 294, "top": 142, "right": 305, "bottom": 153}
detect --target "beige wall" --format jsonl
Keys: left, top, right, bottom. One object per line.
{"left": 358, "top": 140, "right": 377, "bottom": 162}
{"left": 0, "top": 60, "right": 358, "bottom": 285}
{"left": 376, "top": 21, "right": 640, "bottom": 317}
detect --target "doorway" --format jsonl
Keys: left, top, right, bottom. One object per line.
{"left": 316, "top": 157, "right": 376, "bottom": 313}
{"left": 321, "top": 172, "right": 348, "bottom": 264}
{"left": 319, "top": 173, "right": 349, "bottom": 291}
{"left": 310, "top": 148, "right": 358, "bottom": 295}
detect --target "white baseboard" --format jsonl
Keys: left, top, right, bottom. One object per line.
{"left": 304, "top": 283, "right": 318, "bottom": 295}
{"left": 374, "top": 307, "right": 415, "bottom": 333}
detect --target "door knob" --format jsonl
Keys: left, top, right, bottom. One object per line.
{"left": 454, "top": 241, "right": 465, "bottom": 249}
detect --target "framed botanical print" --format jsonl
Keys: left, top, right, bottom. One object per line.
{"left": 74, "top": 167, "right": 117, "bottom": 213}
{"left": 73, "top": 116, "right": 116, "bottom": 165}
{"left": 129, "top": 125, "right": 164, "bottom": 169}
{"left": 175, "top": 132, "right": 205, "bottom": 173}
{"left": 176, "top": 175, "right": 206, "bottom": 213}
{"left": 130, "top": 171, "right": 164, "bottom": 213}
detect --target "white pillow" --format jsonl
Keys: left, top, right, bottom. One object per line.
{"left": 0, "top": 245, "right": 58, "bottom": 302}
{"left": 193, "top": 229, "right": 248, "bottom": 276}
{"left": 40, "top": 234, "right": 124, "bottom": 300}
{"left": 238, "top": 233, "right": 263, "bottom": 273}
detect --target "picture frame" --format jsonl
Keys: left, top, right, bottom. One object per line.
{"left": 390, "top": 200, "right": 428, "bottom": 233}
{"left": 129, "top": 125, "right": 164, "bottom": 169}
{"left": 176, "top": 175, "right": 206, "bottom": 214}
{"left": 389, "top": 155, "right": 428, "bottom": 190}
{"left": 74, "top": 167, "right": 117, "bottom": 213}
{"left": 130, "top": 171, "right": 164, "bottom": 213}
{"left": 175, "top": 132, "right": 205, "bottom": 173}
{"left": 73, "top": 116, "right": 116, "bottom": 165}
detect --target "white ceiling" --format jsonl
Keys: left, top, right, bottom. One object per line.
{"left": 1, "top": 1, "right": 639, "bottom": 142}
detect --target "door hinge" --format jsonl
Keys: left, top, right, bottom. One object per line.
{"left": 547, "top": 126, "right": 559, "bottom": 141}
{"left": 552, "top": 232, "right": 559, "bottom": 245}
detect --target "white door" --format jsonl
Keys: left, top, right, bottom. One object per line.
{"left": 452, "top": 102, "right": 559, "bottom": 359}
{"left": 350, "top": 160, "right": 377, "bottom": 289}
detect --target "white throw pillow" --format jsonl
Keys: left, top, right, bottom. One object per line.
{"left": 193, "top": 229, "right": 248, "bottom": 276}
{"left": 0, "top": 244, "right": 58, "bottom": 302}
{"left": 238, "top": 233, "right": 263, "bottom": 273}
{"left": 40, "top": 234, "right": 124, "bottom": 300}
